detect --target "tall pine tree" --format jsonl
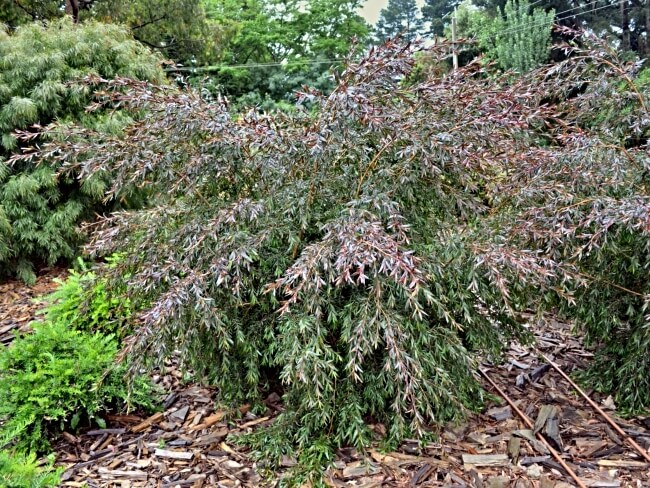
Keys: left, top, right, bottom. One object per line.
{"left": 422, "top": 0, "right": 460, "bottom": 36}
{"left": 375, "top": 0, "right": 424, "bottom": 42}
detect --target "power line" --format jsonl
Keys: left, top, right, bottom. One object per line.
{"left": 503, "top": 1, "right": 608, "bottom": 37}
{"left": 166, "top": 2, "right": 625, "bottom": 73}
{"left": 482, "top": 1, "right": 618, "bottom": 42}
{"left": 165, "top": 58, "right": 346, "bottom": 72}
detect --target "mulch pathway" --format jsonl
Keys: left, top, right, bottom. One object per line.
{"left": 1, "top": 270, "right": 649, "bottom": 487}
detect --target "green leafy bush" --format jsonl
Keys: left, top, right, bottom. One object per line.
{"left": 25, "top": 36, "right": 650, "bottom": 479}
{"left": 38, "top": 256, "right": 132, "bottom": 339}
{"left": 0, "top": 18, "right": 164, "bottom": 283}
{"left": 0, "top": 320, "right": 158, "bottom": 453}
{"left": 0, "top": 450, "right": 62, "bottom": 488}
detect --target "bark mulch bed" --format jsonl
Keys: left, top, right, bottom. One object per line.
{"left": 1, "top": 269, "right": 649, "bottom": 487}
{"left": 0, "top": 266, "right": 67, "bottom": 345}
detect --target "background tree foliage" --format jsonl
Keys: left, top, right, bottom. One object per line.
{"left": 422, "top": 0, "right": 460, "bottom": 36}
{"left": 477, "top": 0, "right": 555, "bottom": 71}
{"left": 375, "top": 0, "right": 424, "bottom": 42}
{"left": 22, "top": 33, "right": 650, "bottom": 479}
{"left": 0, "top": 19, "right": 163, "bottom": 283}
{"left": 453, "top": 0, "right": 650, "bottom": 56}
{"left": 197, "top": 0, "right": 369, "bottom": 104}
{"left": 0, "top": 0, "right": 211, "bottom": 63}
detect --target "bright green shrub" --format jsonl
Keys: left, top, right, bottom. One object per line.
{"left": 0, "top": 451, "right": 62, "bottom": 488}
{"left": 0, "top": 320, "right": 158, "bottom": 453}
{"left": 38, "top": 256, "right": 132, "bottom": 339}
{"left": 0, "top": 19, "right": 164, "bottom": 284}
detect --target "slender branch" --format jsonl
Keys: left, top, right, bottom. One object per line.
{"left": 132, "top": 37, "right": 165, "bottom": 50}
{"left": 480, "top": 369, "right": 588, "bottom": 488}
{"left": 131, "top": 14, "right": 169, "bottom": 31}
{"left": 355, "top": 139, "right": 395, "bottom": 199}
{"left": 12, "top": 0, "right": 37, "bottom": 20}
{"left": 539, "top": 352, "right": 650, "bottom": 464}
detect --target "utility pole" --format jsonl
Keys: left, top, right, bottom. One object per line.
{"left": 620, "top": 0, "right": 630, "bottom": 51}
{"left": 451, "top": 8, "right": 458, "bottom": 70}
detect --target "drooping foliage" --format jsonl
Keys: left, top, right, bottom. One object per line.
{"left": 0, "top": 0, "right": 211, "bottom": 63}
{"left": 504, "top": 39, "right": 650, "bottom": 412}
{"left": 19, "top": 34, "right": 650, "bottom": 478}
{"left": 0, "top": 19, "right": 163, "bottom": 283}
{"left": 22, "top": 40, "right": 542, "bottom": 460}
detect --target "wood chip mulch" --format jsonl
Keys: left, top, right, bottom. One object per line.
{"left": 2, "top": 270, "right": 649, "bottom": 487}
{"left": 0, "top": 267, "right": 67, "bottom": 345}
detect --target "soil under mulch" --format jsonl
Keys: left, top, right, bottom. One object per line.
{"left": 1, "top": 269, "right": 649, "bottom": 487}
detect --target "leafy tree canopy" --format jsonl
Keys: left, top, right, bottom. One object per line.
{"left": 0, "top": 0, "right": 210, "bottom": 63}
{"left": 198, "top": 0, "right": 370, "bottom": 102}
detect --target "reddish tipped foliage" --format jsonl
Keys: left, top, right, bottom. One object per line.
{"left": 15, "top": 35, "right": 650, "bottom": 471}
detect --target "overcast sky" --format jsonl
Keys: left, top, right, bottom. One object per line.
{"left": 359, "top": 0, "right": 426, "bottom": 26}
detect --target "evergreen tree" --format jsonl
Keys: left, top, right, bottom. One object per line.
{"left": 422, "top": 0, "right": 461, "bottom": 36}
{"left": 375, "top": 0, "right": 424, "bottom": 42}
{"left": 474, "top": 0, "right": 650, "bottom": 56}
{"left": 0, "top": 19, "right": 164, "bottom": 283}
{"left": 473, "top": 0, "right": 554, "bottom": 72}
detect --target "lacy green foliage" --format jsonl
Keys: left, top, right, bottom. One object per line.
{"left": 0, "top": 19, "right": 163, "bottom": 283}
{"left": 0, "top": 320, "right": 158, "bottom": 453}
{"left": 0, "top": 451, "right": 62, "bottom": 488}
{"left": 39, "top": 256, "right": 132, "bottom": 339}
{"left": 24, "top": 36, "right": 650, "bottom": 478}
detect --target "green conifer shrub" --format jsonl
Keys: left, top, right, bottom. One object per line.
{"left": 38, "top": 255, "right": 132, "bottom": 340}
{"left": 21, "top": 36, "right": 650, "bottom": 479}
{"left": 0, "top": 319, "right": 159, "bottom": 453}
{"left": 0, "top": 19, "right": 164, "bottom": 284}
{"left": 0, "top": 451, "right": 62, "bottom": 488}
{"left": 473, "top": 0, "right": 555, "bottom": 72}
